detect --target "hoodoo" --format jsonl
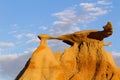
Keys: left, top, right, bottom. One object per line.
{"left": 15, "top": 22, "right": 120, "bottom": 80}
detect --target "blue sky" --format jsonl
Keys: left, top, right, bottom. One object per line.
{"left": 0, "top": 0, "right": 120, "bottom": 80}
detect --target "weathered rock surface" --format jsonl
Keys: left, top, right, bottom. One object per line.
{"left": 15, "top": 22, "right": 120, "bottom": 80}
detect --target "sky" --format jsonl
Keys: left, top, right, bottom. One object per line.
{"left": 0, "top": 0, "right": 120, "bottom": 80}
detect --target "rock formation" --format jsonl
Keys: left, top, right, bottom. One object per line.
{"left": 15, "top": 22, "right": 120, "bottom": 80}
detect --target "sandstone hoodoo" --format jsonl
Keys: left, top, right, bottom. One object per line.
{"left": 15, "top": 22, "right": 120, "bottom": 80}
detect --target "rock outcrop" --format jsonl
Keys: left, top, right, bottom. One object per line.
{"left": 15, "top": 22, "right": 120, "bottom": 80}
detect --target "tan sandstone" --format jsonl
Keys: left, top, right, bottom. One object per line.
{"left": 15, "top": 22, "right": 120, "bottom": 80}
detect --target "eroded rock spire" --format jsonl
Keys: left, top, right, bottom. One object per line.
{"left": 38, "top": 34, "right": 55, "bottom": 46}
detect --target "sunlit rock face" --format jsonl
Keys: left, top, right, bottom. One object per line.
{"left": 15, "top": 22, "right": 120, "bottom": 80}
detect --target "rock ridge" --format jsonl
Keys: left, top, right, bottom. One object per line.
{"left": 15, "top": 22, "right": 120, "bottom": 80}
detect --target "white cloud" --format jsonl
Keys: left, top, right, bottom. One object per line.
{"left": 15, "top": 33, "right": 36, "bottom": 39}
{"left": 97, "top": 0, "right": 112, "bottom": 5}
{"left": 80, "top": 3, "right": 95, "bottom": 9}
{"left": 80, "top": 3, "right": 107, "bottom": 15}
{"left": 0, "top": 42, "right": 15, "bottom": 47}
{"left": 0, "top": 54, "right": 18, "bottom": 62}
{"left": 51, "top": 8, "right": 80, "bottom": 35}
{"left": 16, "top": 34, "right": 24, "bottom": 39}
{"left": 0, "top": 49, "right": 34, "bottom": 79}
{"left": 79, "top": 1, "right": 110, "bottom": 19}
{"left": 53, "top": 9, "right": 77, "bottom": 26}
{"left": 25, "top": 33, "right": 39, "bottom": 43}
{"left": 26, "top": 33, "right": 35, "bottom": 38}
{"left": 50, "top": 0, "right": 112, "bottom": 35}
{"left": 39, "top": 26, "right": 48, "bottom": 30}
{"left": 8, "top": 24, "right": 20, "bottom": 34}
{"left": 15, "top": 33, "right": 39, "bottom": 44}
{"left": 0, "top": 46, "right": 36, "bottom": 79}
{"left": 112, "top": 52, "right": 120, "bottom": 66}
{"left": 0, "top": 48, "right": 3, "bottom": 53}
{"left": 26, "top": 38, "right": 39, "bottom": 44}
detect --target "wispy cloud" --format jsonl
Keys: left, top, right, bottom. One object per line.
{"left": 26, "top": 33, "right": 35, "bottom": 38}
{"left": 112, "top": 52, "right": 120, "bottom": 66}
{"left": 0, "top": 54, "right": 18, "bottom": 61}
{"left": 97, "top": 0, "right": 112, "bottom": 5}
{"left": 8, "top": 24, "right": 20, "bottom": 34}
{"left": 48, "top": 0, "right": 112, "bottom": 35}
{"left": 80, "top": 3, "right": 107, "bottom": 16}
{"left": 15, "top": 33, "right": 35, "bottom": 39}
{"left": 0, "top": 48, "right": 35, "bottom": 79}
{"left": 25, "top": 33, "right": 39, "bottom": 44}
{"left": 26, "top": 38, "right": 39, "bottom": 44}
{"left": 39, "top": 26, "right": 48, "bottom": 30}
{"left": 15, "top": 34, "right": 24, "bottom": 39}
{"left": 0, "top": 42, "right": 15, "bottom": 47}
{"left": 53, "top": 0, "right": 112, "bottom": 25}
{"left": 15, "top": 33, "right": 39, "bottom": 44}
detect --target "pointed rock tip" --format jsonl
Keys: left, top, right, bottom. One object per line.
{"left": 103, "top": 21, "right": 113, "bottom": 32}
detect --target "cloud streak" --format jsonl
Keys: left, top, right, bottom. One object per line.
{"left": 0, "top": 42, "right": 15, "bottom": 47}
{"left": 0, "top": 51, "right": 33, "bottom": 79}
{"left": 15, "top": 33, "right": 39, "bottom": 44}
{"left": 48, "top": 0, "right": 112, "bottom": 35}
{"left": 112, "top": 52, "right": 120, "bottom": 66}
